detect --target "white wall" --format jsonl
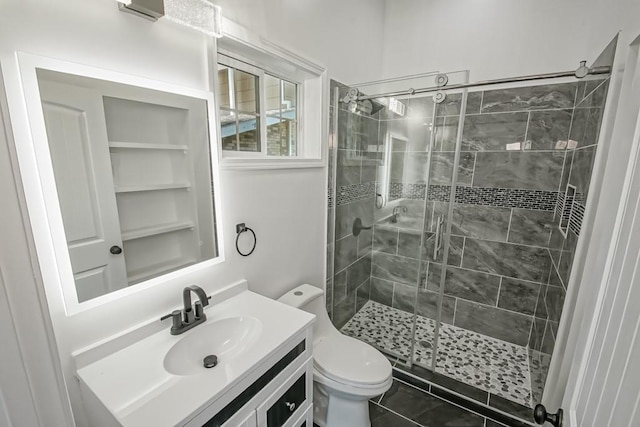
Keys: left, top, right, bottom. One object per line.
{"left": 214, "top": 0, "right": 386, "bottom": 84}
{"left": 379, "top": 0, "right": 640, "bottom": 83}
{"left": 0, "top": 0, "right": 385, "bottom": 424}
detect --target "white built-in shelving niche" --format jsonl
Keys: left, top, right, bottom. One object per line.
{"left": 103, "top": 96, "right": 216, "bottom": 284}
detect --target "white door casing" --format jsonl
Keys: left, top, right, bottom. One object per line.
{"left": 39, "top": 80, "right": 128, "bottom": 302}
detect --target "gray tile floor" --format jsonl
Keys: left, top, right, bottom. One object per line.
{"left": 369, "top": 379, "right": 531, "bottom": 427}
{"left": 341, "top": 301, "right": 533, "bottom": 408}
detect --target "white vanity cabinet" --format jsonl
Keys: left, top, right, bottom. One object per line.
{"left": 185, "top": 333, "right": 314, "bottom": 427}
{"left": 75, "top": 287, "right": 315, "bottom": 427}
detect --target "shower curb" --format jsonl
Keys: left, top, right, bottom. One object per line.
{"left": 392, "top": 368, "right": 536, "bottom": 427}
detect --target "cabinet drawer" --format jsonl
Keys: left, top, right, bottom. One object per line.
{"left": 289, "top": 405, "right": 313, "bottom": 427}
{"left": 257, "top": 359, "right": 312, "bottom": 427}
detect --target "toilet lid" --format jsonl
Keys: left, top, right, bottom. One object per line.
{"left": 314, "top": 335, "right": 391, "bottom": 386}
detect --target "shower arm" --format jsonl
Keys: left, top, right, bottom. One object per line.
{"left": 354, "top": 64, "right": 612, "bottom": 102}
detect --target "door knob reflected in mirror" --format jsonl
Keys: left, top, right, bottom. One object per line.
{"left": 110, "top": 245, "right": 123, "bottom": 255}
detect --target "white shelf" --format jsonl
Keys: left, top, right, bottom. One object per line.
{"left": 128, "top": 258, "right": 197, "bottom": 284}
{"left": 115, "top": 183, "right": 191, "bottom": 193}
{"left": 109, "top": 142, "right": 188, "bottom": 151}
{"left": 121, "top": 222, "right": 194, "bottom": 241}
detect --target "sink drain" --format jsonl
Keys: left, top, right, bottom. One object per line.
{"left": 203, "top": 354, "right": 218, "bottom": 368}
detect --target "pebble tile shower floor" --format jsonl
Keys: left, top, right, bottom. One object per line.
{"left": 341, "top": 301, "right": 533, "bottom": 408}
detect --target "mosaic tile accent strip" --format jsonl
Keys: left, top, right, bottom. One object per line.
{"left": 555, "top": 191, "right": 565, "bottom": 219}
{"left": 385, "top": 183, "right": 558, "bottom": 211}
{"left": 335, "top": 181, "right": 376, "bottom": 206}
{"left": 341, "top": 301, "right": 533, "bottom": 408}
{"left": 569, "top": 201, "right": 585, "bottom": 236}
{"left": 389, "top": 182, "right": 427, "bottom": 202}
{"left": 327, "top": 187, "right": 334, "bottom": 209}
{"left": 432, "top": 185, "right": 558, "bottom": 211}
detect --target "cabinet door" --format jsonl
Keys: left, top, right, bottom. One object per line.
{"left": 39, "top": 80, "right": 127, "bottom": 301}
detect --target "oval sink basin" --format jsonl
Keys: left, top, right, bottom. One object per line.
{"left": 164, "top": 317, "right": 262, "bottom": 376}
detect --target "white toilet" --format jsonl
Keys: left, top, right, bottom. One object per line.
{"left": 278, "top": 284, "right": 393, "bottom": 427}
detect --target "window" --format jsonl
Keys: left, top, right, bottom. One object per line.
{"left": 214, "top": 21, "right": 325, "bottom": 169}
{"left": 216, "top": 56, "right": 299, "bottom": 158}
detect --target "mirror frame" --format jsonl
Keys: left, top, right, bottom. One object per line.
{"left": 15, "top": 53, "right": 225, "bottom": 315}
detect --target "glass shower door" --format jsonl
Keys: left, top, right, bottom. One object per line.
{"left": 412, "top": 71, "right": 471, "bottom": 371}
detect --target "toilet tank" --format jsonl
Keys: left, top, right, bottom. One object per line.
{"left": 278, "top": 284, "right": 337, "bottom": 344}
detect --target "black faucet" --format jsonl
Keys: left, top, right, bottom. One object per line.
{"left": 161, "top": 285, "right": 211, "bottom": 335}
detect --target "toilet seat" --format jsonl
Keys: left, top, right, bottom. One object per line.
{"left": 314, "top": 335, "right": 392, "bottom": 387}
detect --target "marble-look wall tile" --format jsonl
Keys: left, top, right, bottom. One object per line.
{"left": 335, "top": 235, "right": 358, "bottom": 272}
{"left": 569, "top": 146, "right": 596, "bottom": 199}
{"left": 356, "top": 279, "right": 371, "bottom": 312}
{"left": 435, "top": 115, "right": 460, "bottom": 152}
{"left": 534, "top": 285, "right": 548, "bottom": 319}
{"left": 558, "top": 230, "right": 578, "bottom": 286}
{"left": 393, "top": 283, "right": 417, "bottom": 313}
{"left": 529, "top": 317, "right": 546, "bottom": 352}
{"left": 336, "top": 149, "right": 361, "bottom": 187}
{"left": 498, "top": 278, "right": 540, "bottom": 316}
{"left": 526, "top": 109, "right": 573, "bottom": 150}
{"left": 325, "top": 278, "right": 333, "bottom": 317}
{"left": 357, "top": 226, "right": 373, "bottom": 257}
{"left": 541, "top": 321, "right": 556, "bottom": 355}
{"left": 373, "top": 225, "right": 399, "bottom": 254}
{"left": 424, "top": 234, "right": 463, "bottom": 267}
{"left": 435, "top": 91, "right": 483, "bottom": 117}
{"left": 461, "top": 112, "right": 528, "bottom": 151}
{"left": 416, "top": 289, "right": 456, "bottom": 324}
{"left": 545, "top": 285, "right": 565, "bottom": 323}
{"left": 347, "top": 255, "right": 372, "bottom": 294}
{"left": 372, "top": 252, "right": 420, "bottom": 286}
{"left": 569, "top": 107, "right": 599, "bottom": 149}
{"left": 333, "top": 292, "right": 356, "bottom": 329}
{"left": 462, "top": 238, "right": 551, "bottom": 282}
{"left": 370, "top": 276, "right": 394, "bottom": 306}
{"left": 581, "top": 107, "right": 604, "bottom": 148}
{"left": 548, "top": 227, "right": 564, "bottom": 267}
{"left": 429, "top": 152, "right": 475, "bottom": 186}
{"left": 508, "top": 209, "right": 554, "bottom": 247}
{"left": 335, "top": 204, "right": 350, "bottom": 240}
{"left": 451, "top": 204, "right": 511, "bottom": 242}
{"left": 333, "top": 269, "right": 347, "bottom": 305}
{"left": 473, "top": 151, "right": 564, "bottom": 191}
{"left": 481, "top": 83, "right": 577, "bottom": 113}
{"left": 427, "top": 264, "right": 501, "bottom": 306}
{"left": 397, "top": 229, "right": 422, "bottom": 259}
{"left": 454, "top": 300, "right": 533, "bottom": 346}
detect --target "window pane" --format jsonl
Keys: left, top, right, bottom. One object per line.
{"left": 283, "top": 80, "right": 296, "bottom": 108}
{"left": 267, "top": 117, "right": 296, "bottom": 156}
{"left": 233, "top": 69, "right": 259, "bottom": 113}
{"left": 216, "top": 65, "right": 232, "bottom": 109}
{"left": 265, "top": 74, "right": 281, "bottom": 112}
{"left": 238, "top": 115, "right": 260, "bottom": 152}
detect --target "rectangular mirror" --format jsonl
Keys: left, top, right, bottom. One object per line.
{"left": 18, "top": 56, "right": 223, "bottom": 311}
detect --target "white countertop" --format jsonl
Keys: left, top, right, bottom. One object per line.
{"left": 76, "top": 289, "right": 315, "bottom": 427}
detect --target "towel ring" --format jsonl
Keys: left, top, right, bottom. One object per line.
{"left": 235, "top": 223, "right": 257, "bottom": 257}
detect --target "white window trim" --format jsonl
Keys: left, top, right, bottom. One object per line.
{"left": 211, "top": 17, "right": 327, "bottom": 170}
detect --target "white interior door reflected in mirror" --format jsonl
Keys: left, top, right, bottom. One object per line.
{"left": 40, "top": 81, "right": 128, "bottom": 302}
{"left": 17, "top": 55, "right": 224, "bottom": 312}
